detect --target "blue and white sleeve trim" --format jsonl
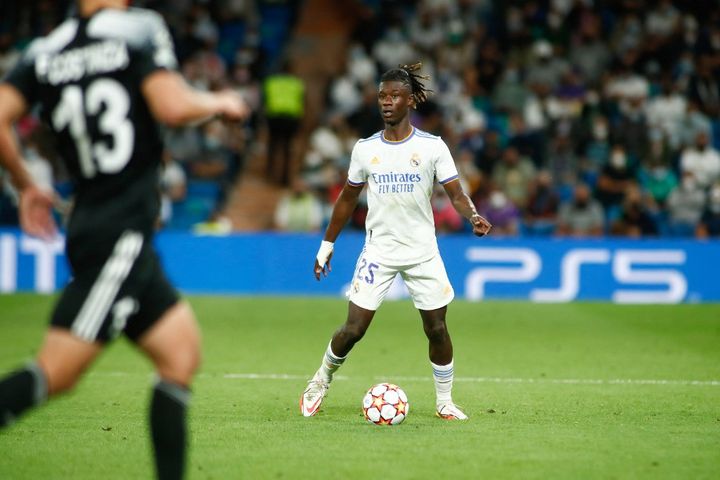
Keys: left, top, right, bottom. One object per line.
{"left": 439, "top": 175, "right": 459, "bottom": 185}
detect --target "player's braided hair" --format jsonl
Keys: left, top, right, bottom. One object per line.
{"left": 380, "top": 62, "right": 432, "bottom": 106}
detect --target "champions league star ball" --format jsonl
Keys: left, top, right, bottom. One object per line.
{"left": 362, "top": 383, "right": 409, "bottom": 425}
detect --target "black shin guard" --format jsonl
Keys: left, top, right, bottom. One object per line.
{"left": 150, "top": 380, "right": 190, "bottom": 480}
{"left": 0, "top": 362, "right": 48, "bottom": 428}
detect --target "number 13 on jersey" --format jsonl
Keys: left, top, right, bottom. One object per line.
{"left": 52, "top": 78, "right": 134, "bottom": 178}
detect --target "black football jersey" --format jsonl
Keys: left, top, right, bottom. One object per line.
{"left": 3, "top": 7, "right": 177, "bottom": 240}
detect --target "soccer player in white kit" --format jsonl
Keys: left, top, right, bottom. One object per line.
{"left": 300, "top": 63, "right": 492, "bottom": 420}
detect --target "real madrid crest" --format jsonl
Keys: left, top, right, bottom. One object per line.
{"left": 410, "top": 153, "right": 421, "bottom": 167}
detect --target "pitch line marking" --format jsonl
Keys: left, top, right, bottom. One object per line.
{"left": 221, "top": 373, "right": 720, "bottom": 387}
{"left": 89, "top": 372, "right": 720, "bottom": 386}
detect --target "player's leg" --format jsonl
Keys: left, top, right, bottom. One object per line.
{"left": 0, "top": 328, "right": 102, "bottom": 428}
{"left": 300, "top": 302, "right": 375, "bottom": 417}
{"left": 404, "top": 255, "right": 467, "bottom": 420}
{"left": 419, "top": 306, "right": 467, "bottom": 420}
{"left": 0, "top": 256, "right": 115, "bottom": 429}
{"left": 419, "top": 306, "right": 452, "bottom": 365}
{"left": 301, "top": 253, "right": 395, "bottom": 417}
{"left": 331, "top": 301, "right": 376, "bottom": 357}
{"left": 136, "top": 301, "right": 201, "bottom": 480}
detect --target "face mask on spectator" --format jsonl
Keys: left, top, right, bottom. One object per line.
{"left": 593, "top": 123, "right": 608, "bottom": 140}
{"left": 490, "top": 191, "right": 508, "bottom": 209}
{"left": 610, "top": 151, "right": 626, "bottom": 169}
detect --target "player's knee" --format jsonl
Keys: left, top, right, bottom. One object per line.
{"left": 424, "top": 322, "right": 448, "bottom": 344}
{"left": 341, "top": 322, "right": 367, "bottom": 344}
{"left": 158, "top": 344, "right": 201, "bottom": 386}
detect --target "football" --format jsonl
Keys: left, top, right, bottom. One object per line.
{"left": 362, "top": 383, "right": 409, "bottom": 425}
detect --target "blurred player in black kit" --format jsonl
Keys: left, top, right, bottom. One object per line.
{"left": 0, "top": 1, "right": 248, "bottom": 478}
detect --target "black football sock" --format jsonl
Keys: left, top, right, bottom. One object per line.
{"left": 150, "top": 379, "right": 190, "bottom": 480}
{"left": 0, "top": 362, "right": 48, "bottom": 428}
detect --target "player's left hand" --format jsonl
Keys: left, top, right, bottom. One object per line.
{"left": 470, "top": 214, "right": 492, "bottom": 237}
{"left": 19, "top": 185, "right": 57, "bottom": 240}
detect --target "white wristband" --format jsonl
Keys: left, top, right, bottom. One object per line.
{"left": 316, "top": 240, "right": 334, "bottom": 268}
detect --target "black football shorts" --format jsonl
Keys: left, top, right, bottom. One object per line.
{"left": 51, "top": 229, "right": 180, "bottom": 343}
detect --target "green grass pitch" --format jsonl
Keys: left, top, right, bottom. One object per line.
{"left": 0, "top": 294, "right": 718, "bottom": 479}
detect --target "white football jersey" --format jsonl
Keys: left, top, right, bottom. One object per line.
{"left": 347, "top": 127, "right": 459, "bottom": 266}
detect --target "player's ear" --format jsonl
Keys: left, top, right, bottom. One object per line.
{"left": 409, "top": 95, "right": 416, "bottom": 110}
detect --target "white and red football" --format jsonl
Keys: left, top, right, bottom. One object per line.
{"left": 362, "top": 383, "right": 409, "bottom": 425}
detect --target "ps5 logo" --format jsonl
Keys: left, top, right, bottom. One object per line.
{"left": 464, "top": 247, "right": 687, "bottom": 304}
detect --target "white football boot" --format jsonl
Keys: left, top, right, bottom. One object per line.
{"left": 436, "top": 402, "right": 469, "bottom": 420}
{"left": 300, "top": 376, "right": 329, "bottom": 417}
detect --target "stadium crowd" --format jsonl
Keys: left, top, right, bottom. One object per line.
{"left": 2, "top": 0, "right": 720, "bottom": 238}
{"left": 297, "top": 0, "right": 720, "bottom": 238}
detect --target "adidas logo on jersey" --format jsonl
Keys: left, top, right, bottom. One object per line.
{"left": 371, "top": 157, "right": 380, "bottom": 165}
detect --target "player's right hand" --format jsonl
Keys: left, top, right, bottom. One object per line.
{"left": 215, "top": 90, "right": 249, "bottom": 121}
{"left": 19, "top": 186, "right": 57, "bottom": 240}
{"left": 314, "top": 240, "right": 334, "bottom": 280}
{"left": 314, "top": 252, "right": 333, "bottom": 281}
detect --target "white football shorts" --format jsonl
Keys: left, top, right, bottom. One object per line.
{"left": 346, "top": 249, "right": 455, "bottom": 311}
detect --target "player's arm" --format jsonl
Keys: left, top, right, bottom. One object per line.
{"left": 314, "top": 182, "right": 363, "bottom": 280}
{"left": 442, "top": 179, "right": 491, "bottom": 237}
{"left": 142, "top": 71, "right": 248, "bottom": 127}
{"left": 0, "top": 84, "right": 57, "bottom": 239}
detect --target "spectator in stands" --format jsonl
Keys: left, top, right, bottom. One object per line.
{"left": 525, "top": 39, "right": 569, "bottom": 92}
{"left": 697, "top": 183, "right": 720, "bottom": 238}
{"left": 524, "top": 170, "right": 559, "bottom": 236}
{"left": 492, "top": 146, "right": 536, "bottom": 209}
{"left": 348, "top": 84, "right": 385, "bottom": 139}
{"left": 264, "top": 62, "right": 305, "bottom": 186}
{"left": 582, "top": 114, "right": 611, "bottom": 184}
{"left": 556, "top": 183, "right": 605, "bottom": 237}
{"left": 687, "top": 54, "right": 720, "bottom": 119}
{"left": 477, "top": 189, "right": 519, "bottom": 237}
{"left": 679, "top": 129, "right": 720, "bottom": 190}
{"left": 639, "top": 155, "right": 678, "bottom": 209}
{"left": 274, "top": 177, "right": 323, "bottom": 232}
{"left": 301, "top": 119, "right": 347, "bottom": 195}
{"left": 611, "top": 185, "right": 659, "bottom": 237}
{"left": 408, "top": 7, "right": 444, "bottom": 57}
{"left": 507, "top": 112, "right": 544, "bottom": 168}
{"left": 546, "top": 129, "right": 579, "bottom": 190}
{"left": 666, "top": 171, "right": 706, "bottom": 237}
{"left": 475, "top": 129, "right": 503, "bottom": 176}
{"left": 372, "top": 25, "right": 416, "bottom": 72}
{"left": 456, "top": 149, "right": 483, "bottom": 198}
{"left": 646, "top": 75, "right": 687, "bottom": 152}
{"left": 610, "top": 78, "right": 649, "bottom": 165}
{"left": 595, "top": 145, "right": 636, "bottom": 217}
{"left": 569, "top": 11, "right": 611, "bottom": 87}
{"left": 491, "top": 62, "right": 529, "bottom": 115}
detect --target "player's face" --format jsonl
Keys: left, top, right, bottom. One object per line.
{"left": 377, "top": 81, "right": 414, "bottom": 126}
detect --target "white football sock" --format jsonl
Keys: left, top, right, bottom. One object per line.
{"left": 431, "top": 359, "right": 454, "bottom": 406}
{"left": 315, "top": 341, "right": 346, "bottom": 384}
